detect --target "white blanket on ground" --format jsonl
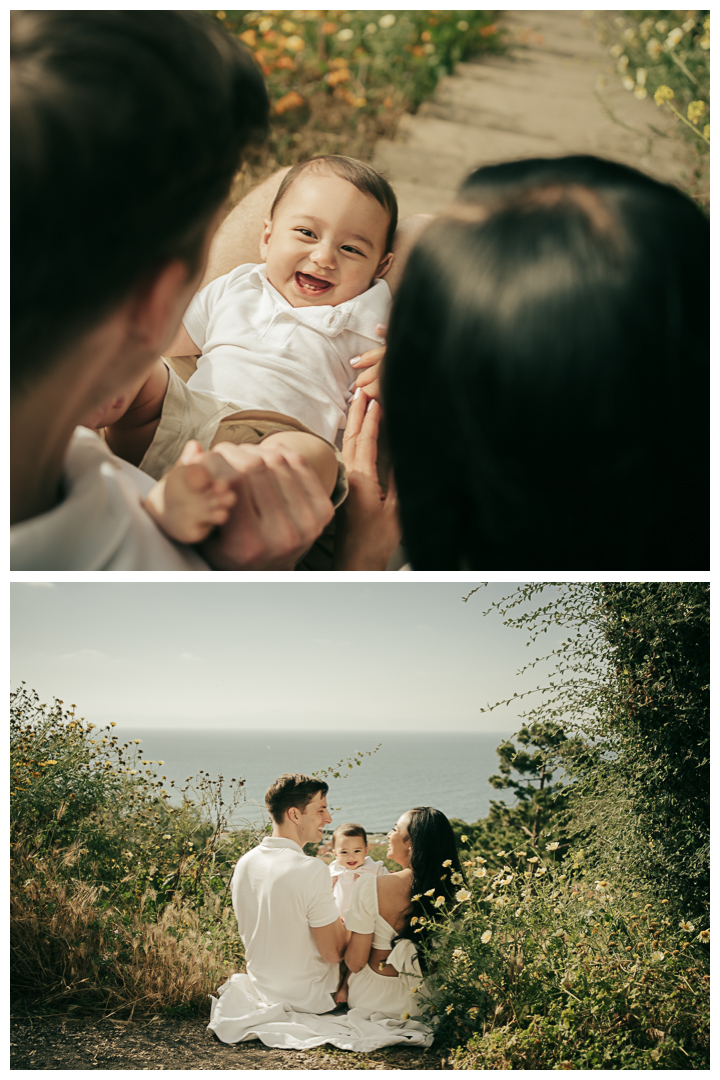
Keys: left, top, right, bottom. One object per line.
{"left": 207, "top": 973, "right": 434, "bottom": 1054}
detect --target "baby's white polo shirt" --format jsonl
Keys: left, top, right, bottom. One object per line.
{"left": 230, "top": 836, "right": 340, "bottom": 1014}
{"left": 183, "top": 263, "right": 391, "bottom": 444}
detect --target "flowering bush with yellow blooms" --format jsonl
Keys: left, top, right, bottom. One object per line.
{"left": 205, "top": 10, "right": 505, "bottom": 202}
{"left": 11, "top": 685, "right": 264, "bottom": 1015}
{"left": 414, "top": 842, "right": 709, "bottom": 1068}
{"left": 594, "top": 11, "right": 709, "bottom": 204}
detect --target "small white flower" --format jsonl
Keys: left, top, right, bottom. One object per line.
{"left": 535, "top": 867, "right": 547, "bottom": 877}
{"left": 665, "top": 27, "right": 684, "bottom": 49}
{"left": 545, "top": 842, "right": 560, "bottom": 851}
{"left": 481, "top": 930, "right": 492, "bottom": 944}
{"left": 378, "top": 13, "right": 396, "bottom": 29}
{"left": 442, "top": 859, "right": 452, "bottom": 868}
{"left": 335, "top": 28, "right": 354, "bottom": 42}
{"left": 636, "top": 68, "right": 647, "bottom": 87}
{"left": 474, "top": 867, "right": 487, "bottom": 878}
{"left": 679, "top": 921, "right": 695, "bottom": 932}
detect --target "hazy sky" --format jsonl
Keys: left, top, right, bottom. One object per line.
{"left": 11, "top": 582, "right": 569, "bottom": 733}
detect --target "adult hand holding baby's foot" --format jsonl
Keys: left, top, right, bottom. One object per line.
{"left": 143, "top": 439, "right": 238, "bottom": 545}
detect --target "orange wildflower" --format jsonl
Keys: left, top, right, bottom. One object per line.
{"left": 274, "top": 91, "right": 304, "bottom": 115}
{"left": 239, "top": 28, "right": 256, "bottom": 47}
{"left": 320, "top": 22, "right": 337, "bottom": 35}
{"left": 480, "top": 24, "right": 498, "bottom": 37}
{"left": 327, "top": 68, "right": 351, "bottom": 86}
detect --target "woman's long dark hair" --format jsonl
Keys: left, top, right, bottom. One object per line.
{"left": 395, "top": 806, "right": 465, "bottom": 972}
{"left": 383, "top": 155, "right": 709, "bottom": 571}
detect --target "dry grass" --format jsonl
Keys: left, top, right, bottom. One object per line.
{"left": 11, "top": 837, "right": 240, "bottom": 1017}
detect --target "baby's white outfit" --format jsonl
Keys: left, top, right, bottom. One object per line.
{"left": 183, "top": 263, "right": 392, "bottom": 445}
{"left": 328, "top": 855, "right": 389, "bottom": 917}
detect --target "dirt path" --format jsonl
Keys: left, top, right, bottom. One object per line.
{"left": 10, "top": 1014, "right": 446, "bottom": 1072}
{"left": 375, "top": 9, "right": 696, "bottom": 216}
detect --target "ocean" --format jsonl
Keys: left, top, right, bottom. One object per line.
{"left": 111, "top": 728, "right": 515, "bottom": 833}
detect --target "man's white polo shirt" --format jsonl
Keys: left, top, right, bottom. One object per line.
{"left": 183, "top": 263, "right": 391, "bottom": 443}
{"left": 230, "top": 836, "right": 340, "bottom": 1013}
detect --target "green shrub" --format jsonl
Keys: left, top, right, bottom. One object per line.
{"left": 202, "top": 10, "right": 506, "bottom": 200}
{"left": 594, "top": 11, "right": 709, "bottom": 205}
{"left": 10, "top": 686, "right": 255, "bottom": 1015}
{"left": 417, "top": 842, "right": 709, "bottom": 1068}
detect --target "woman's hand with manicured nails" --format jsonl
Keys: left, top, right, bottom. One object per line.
{"left": 334, "top": 388, "right": 400, "bottom": 570}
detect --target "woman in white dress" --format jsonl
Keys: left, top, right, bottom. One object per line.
{"left": 343, "top": 806, "right": 464, "bottom": 1018}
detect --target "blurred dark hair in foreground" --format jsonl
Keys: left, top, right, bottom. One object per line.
{"left": 383, "top": 155, "right": 709, "bottom": 570}
{"left": 11, "top": 10, "right": 269, "bottom": 390}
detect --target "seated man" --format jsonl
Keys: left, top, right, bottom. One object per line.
{"left": 230, "top": 774, "right": 350, "bottom": 1012}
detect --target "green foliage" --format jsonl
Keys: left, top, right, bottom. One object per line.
{"left": 418, "top": 843, "right": 709, "bottom": 1069}
{"left": 595, "top": 583, "right": 710, "bottom": 913}
{"left": 203, "top": 10, "right": 505, "bottom": 194}
{"left": 594, "top": 11, "right": 709, "bottom": 204}
{"left": 10, "top": 685, "right": 257, "bottom": 1013}
{"left": 463, "top": 584, "right": 710, "bottom": 917}
{"left": 430, "top": 582, "right": 710, "bottom": 1068}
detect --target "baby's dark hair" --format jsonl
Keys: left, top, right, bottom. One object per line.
{"left": 269, "top": 154, "right": 398, "bottom": 254}
{"left": 331, "top": 823, "right": 368, "bottom": 849}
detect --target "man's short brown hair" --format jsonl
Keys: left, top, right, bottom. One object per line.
{"left": 265, "top": 773, "right": 328, "bottom": 825}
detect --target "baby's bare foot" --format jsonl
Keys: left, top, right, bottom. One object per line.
{"left": 335, "top": 987, "right": 348, "bottom": 1005}
{"left": 143, "top": 455, "right": 237, "bottom": 545}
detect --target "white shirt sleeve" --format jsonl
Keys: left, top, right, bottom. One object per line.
{"left": 306, "top": 860, "right": 343, "bottom": 928}
{"left": 182, "top": 271, "right": 230, "bottom": 350}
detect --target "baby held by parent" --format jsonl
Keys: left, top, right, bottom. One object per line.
{"left": 93, "top": 155, "right": 397, "bottom": 548}
{"left": 319, "top": 822, "right": 390, "bottom": 1004}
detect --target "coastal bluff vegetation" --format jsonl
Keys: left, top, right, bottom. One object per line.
{"left": 11, "top": 583, "right": 709, "bottom": 1069}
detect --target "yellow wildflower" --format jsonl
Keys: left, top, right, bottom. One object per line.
{"left": 654, "top": 85, "right": 675, "bottom": 106}
{"left": 434, "top": 895, "right": 446, "bottom": 907}
{"left": 687, "top": 101, "right": 706, "bottom": 125}
{"left": 703, "top": 124, "right": 710, "bottom": 141}
{"left": 461, "top": 835, "right": 468, "bottom": 843}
